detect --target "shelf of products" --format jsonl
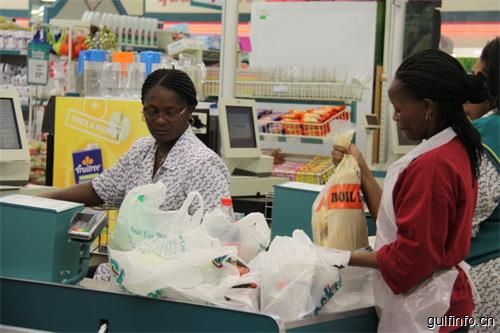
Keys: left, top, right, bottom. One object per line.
{"left": 202, "top": 80, "right": 363, "bottom": 102}
{"left": 29, "top": 140, "right": 47, "bottom": 185}
{"left": 258, "top": 105, "right": 350, "bottom": 144}
{"left": 271, "top": 156, "right": 335, "bottom": 185}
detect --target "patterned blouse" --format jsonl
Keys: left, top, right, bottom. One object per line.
{"left": 91, "top": 127, "right": 230, "bottom": 213}
{"left": 472, "top": 152, "right": 500, "bottom": 236}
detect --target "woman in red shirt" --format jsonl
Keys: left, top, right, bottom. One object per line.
{"left": 333, "top": 49, "right": 488, "bottom": 332}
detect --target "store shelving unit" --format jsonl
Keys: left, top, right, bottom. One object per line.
{"left": 0, "top": 49, "right": 29, "bottom": 119}
{"left": 258, "top": 108, "right": 352, "bottom": 145}
{"left": 0, "top": 49, "right": 28, "bottom": 56}
{"left": 201, "top": 76, "right": 363, "bottom": 184}
{"left": 203, "top": 80, "right": 364, "bottom": 103}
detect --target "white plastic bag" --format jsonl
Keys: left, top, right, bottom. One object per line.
{"left": 108, "top": 182, "right": 242, "bottom": 305}
{"left": 320, "top": 266, "right": 376, "bottom": 314}
{"left": 311, "top": 120, "right": 368, "bottom": 251}
{"left": 249, "top": 230, "right": 347, "bottom": 321}
{"left": 203, "top": 210, "right": 271, "bottom": 263}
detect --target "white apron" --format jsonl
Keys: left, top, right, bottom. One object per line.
{"left": 374, "top": 127, "right": 478, "bottom": 332}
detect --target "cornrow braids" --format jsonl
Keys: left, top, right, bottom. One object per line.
{"left": 395, "top": 49, "right": 485, "bottom": 180}
{"left": 141, "top": 68, "right": 198, "bottom": 107}
{"left": 480, "top": 37, "right": 499, "bottom": 108}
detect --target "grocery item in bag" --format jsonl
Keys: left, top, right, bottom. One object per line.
{"left": 311, "top": 122, "right": 368, "bottom": 251}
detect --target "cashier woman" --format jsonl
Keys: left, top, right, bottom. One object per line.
{"left": 332, "top": 50, "right": 488, "bottom": 332}
{"left": 42, "top": 69, "right": 230, "bottom": 213}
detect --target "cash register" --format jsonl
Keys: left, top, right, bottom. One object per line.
{"left": 0, "top": 194, "right": 107, "bottom": 284}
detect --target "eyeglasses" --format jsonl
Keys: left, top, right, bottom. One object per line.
{"left": 143, "top": 107, "right": 188, "bottom": 121}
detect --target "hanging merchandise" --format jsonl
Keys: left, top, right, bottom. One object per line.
{"left": 27, "top": 41, "right": 51, "bottom": 86}
{"left": 77, "top": 49, "right": 108, "bottom": 97}
{"left": 0, "top": 16, "right": 31, "bottom": 51}
{"left": 111, "top": 51, "right": 136, "bottom": 98}
{"left": 176, "top": 53, "right": 207, "bottom": 101}
{"left": 139, "top": 51, "right": 161, "bottom": 76}
{"left": 84, "top": 26, "right": 117, "bottom": 51}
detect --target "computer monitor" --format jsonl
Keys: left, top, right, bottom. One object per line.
{"left": 0, "top": 89, "right": 31, "bottom": 186}
{"left": 217, "top": 98, "right": 261, "bottom": 159}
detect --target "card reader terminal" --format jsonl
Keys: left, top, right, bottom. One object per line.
{"left": 67, "top": 208, "right": 107, "bottom": 241}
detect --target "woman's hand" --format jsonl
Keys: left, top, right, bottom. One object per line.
{"left": 331, "top": 143, "right": 382, "bottom": 220}
{"left": 332, "top": 144, "right": 367, "bottom": 170}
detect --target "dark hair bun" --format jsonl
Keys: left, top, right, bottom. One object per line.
{"left": 464, "top": 73, "right": 488, "bottom": 104}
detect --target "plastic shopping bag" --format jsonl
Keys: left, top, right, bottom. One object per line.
{"left": 249, "top": 230, "right": 348, "bottom": 321}
{"left": 110, "top": 182, "right": 208, "bottom": 252}
{"left": 203, "top": 210, "right": 271, "bottom": 263}
{"left": 311, "top": 121, "right": 368, "bottom": 251}
{"left": 108, "top": 182, "right": 243, "bottom": 305}
{"left": 319, "top": 266, "right": 376, "bottom": 314}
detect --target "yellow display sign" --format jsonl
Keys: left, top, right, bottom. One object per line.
{"left": 54, "top": 97, "right": 149, "bottom": 188}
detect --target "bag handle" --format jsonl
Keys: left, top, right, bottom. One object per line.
{"left": 176, "top": 191, "right": 205, "bottom": 225}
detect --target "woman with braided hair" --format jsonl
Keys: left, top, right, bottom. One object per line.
{"left": 43, "top": 68, "right": 230, "bottom": 215}
{"left": 463, "top": 37, "right": 500, "bottom": 332}
{"left": 332, "top": 49, "right": 488, "bottom": 332}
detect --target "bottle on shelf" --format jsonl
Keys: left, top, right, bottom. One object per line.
{"left": 220, "top": 197, "right": 236, "bottom": 223}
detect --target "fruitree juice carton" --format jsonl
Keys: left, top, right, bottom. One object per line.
{"left": 72, "top": 144, "right": 103, "bottom": 184}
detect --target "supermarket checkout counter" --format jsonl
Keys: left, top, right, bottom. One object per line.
{"left": 0, "top": 194, "right": 378, "bottom": 332}
{"left": 0, "top": 277, "right": 377, "bottom": 332}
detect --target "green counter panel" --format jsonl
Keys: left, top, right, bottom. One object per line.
{"left": 1, "top": 277, "right": 378, "bottom": 332}
{"left": 0, "top": 201, "right": 83, "bottom": 283}
{"left": 272, "top": 183, "right": 376, "bottom": 239}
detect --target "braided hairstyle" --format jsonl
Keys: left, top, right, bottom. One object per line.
{"left": 479, "top": 37, "right": 499, "bottom": 109}
{"left": 141, "top": 68, "right": 198, "bottom": 107}
{"left": 395, "top": 49, "right": 487, "bottom": 179}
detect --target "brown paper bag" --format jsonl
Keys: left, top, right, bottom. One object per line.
{"left": 311, "top": 128, "right": 368, "bottom": 251}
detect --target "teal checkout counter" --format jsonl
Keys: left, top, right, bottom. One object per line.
{"left": 1, "top": 277, "right": 377, "bottom": 332}
{"left": 0, "top": 193, "right": 378, "bottom": 332}
{"left": 272, "top": 181, "right": 500, "bottom": 266}
{"left": 272, "top": 182, "right": 377, "bottom": 239}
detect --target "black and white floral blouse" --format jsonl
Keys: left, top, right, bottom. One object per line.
{"left": 91, "top": 127, "right": 230, "bottom": 213}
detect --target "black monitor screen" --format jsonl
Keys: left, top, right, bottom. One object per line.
{"left": 226, "top": 105, "right": 257, "bottom": 148}
{"left": 0, "top": 98, "right": 22, "bottom": 149}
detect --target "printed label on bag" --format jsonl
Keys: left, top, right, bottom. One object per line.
{"left": 316, "top": 277, "right": 343, "bottom": 314}
{"left": 110, "top": 258, "right": 125, "bottom": 285}
{"left": 327, "top": 184, "right": 362, "bottom": 209}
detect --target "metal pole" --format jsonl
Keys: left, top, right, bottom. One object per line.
{"left": 218, "top": 0, "right": 240, "bottom": 100}
{"left": 380, "top": 0, "right": 407, "bottom": 163}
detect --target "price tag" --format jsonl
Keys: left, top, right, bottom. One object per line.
{"left": 27, "top": 42, "right": 51, "bottom": 85}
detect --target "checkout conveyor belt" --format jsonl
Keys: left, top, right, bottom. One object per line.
{"left": 0, "top": 277, "right": 378, "bottom": 332}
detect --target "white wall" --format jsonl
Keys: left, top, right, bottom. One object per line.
{"left": 121, "top": 0, "right": 143, "bottom": 16}
{"left": 249, "top": 2, "right": 378, "bottom": 156}
{"left": 441, "top": 0, "right": 500, "bottom": 12}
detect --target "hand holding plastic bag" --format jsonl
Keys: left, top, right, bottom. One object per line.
{"left": 249, "top": 230, "right": 347, "bottom": 321}
{"left": 312, "top": 120, "right": 368, "bottom": 251}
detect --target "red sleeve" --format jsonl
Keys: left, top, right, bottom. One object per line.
{"left": 377, "top": 189, "right": 454, "bottom": 294}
